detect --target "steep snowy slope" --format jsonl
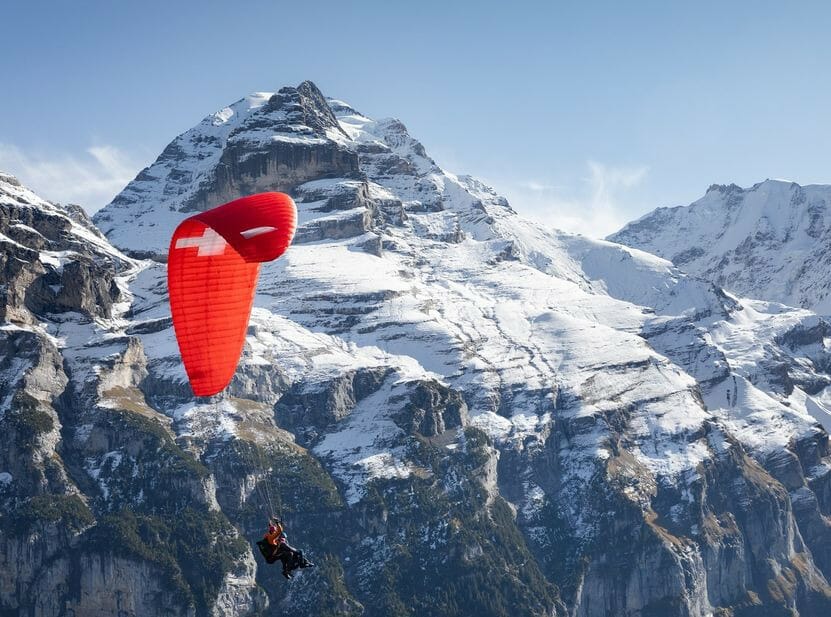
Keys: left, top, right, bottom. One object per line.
{"left": 609, "top": 180, "right": 831, "bottom": 314}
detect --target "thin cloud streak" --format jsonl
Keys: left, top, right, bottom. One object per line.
{"left": 0, "top": 144, "right": 142, "bottom": 212}
{"left": 496, "top": 161, "right": 650, "bottom": 238}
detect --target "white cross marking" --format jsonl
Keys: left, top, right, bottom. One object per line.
{"left": 174, "top": 227, "right": 228, "bottom": 256}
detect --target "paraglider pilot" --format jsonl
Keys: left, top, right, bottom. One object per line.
{"left": 257, "top": 517, "right": 315, "bottom": 579}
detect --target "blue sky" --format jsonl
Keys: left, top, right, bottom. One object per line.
{"left": 2, "top": 0, "right": 829, "bottom": 236}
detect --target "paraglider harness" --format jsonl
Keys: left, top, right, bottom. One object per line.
{"left": 256, "top": 518, "right": 315, "bottom": 578}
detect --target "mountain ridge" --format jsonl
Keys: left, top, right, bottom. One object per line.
{"left": 610, "top": 178, "right": 831, "bottom": 315}
{"left": 4, "top": 81, "right": 831, "bottom": 616}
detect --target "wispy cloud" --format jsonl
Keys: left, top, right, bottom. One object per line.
{"left": 520, "top": 180, "right": 565, "bottom": 192}
{"left": 0, "top": 144, "right": 143, "bottom": 212}
{"left": 497, "top": 161, "right": 650, "bottom": 238}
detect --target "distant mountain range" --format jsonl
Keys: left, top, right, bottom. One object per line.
{"left": 610, "top": 179, "right": 831, "bottom": 314}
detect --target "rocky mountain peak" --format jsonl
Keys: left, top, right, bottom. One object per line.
{"left": 705, "top": 182, "right": 742, "bottom": 195}
{"left": 265, "top": 80, "right": 348, "bottom": 138}
{"left": 0, "top": 172, "right": 22, "bottom": 189}
{"left": 610, "top": 179, "right": 831, "bottom": 314}
{"left": 94, "top": 81, "right": 519, "bottom": 259}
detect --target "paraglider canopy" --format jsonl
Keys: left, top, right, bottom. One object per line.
{"left": 167, "top": 192, "right": 297, "bottom": 397}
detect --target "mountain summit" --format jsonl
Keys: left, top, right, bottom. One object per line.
{"left": 6, "top": 82, "right": 831, "bottom": 616}
{"left": 609, "top": 179, "right": 831, "bottom": 314}
{"left": 95, "top": 80, "right": 360, "bottom": 258}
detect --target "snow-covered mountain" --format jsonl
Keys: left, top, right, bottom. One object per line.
{"left": 609, "top": 180, "right": 831, "bottom": 314}
{"left": 6, "top": 82, "right": 831, "bottom": 616}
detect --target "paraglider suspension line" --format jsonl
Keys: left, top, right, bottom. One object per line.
{"left": 218, "top": 390, "right": 283, "bottom": 521}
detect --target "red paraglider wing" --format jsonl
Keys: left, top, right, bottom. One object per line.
{"left": 193, "top": 192, "right": 297, "bottom": 263}
{"left": 167, "top": 193, "right": 297, "bottom": 397}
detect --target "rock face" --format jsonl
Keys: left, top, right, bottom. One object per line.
{"left": 0, "top": 172, "right": 123, "bottom": 323}
{"left": 608, "top": 180, "right": 831, "bottom": 315}
{"left": 0, "top": 174, "right": 260, "bottom": 616}
{"left": 4, "top": 81, "right": 831, "bottom": 616}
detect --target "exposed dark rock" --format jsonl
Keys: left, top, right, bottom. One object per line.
{"left": 275, "top": 367, "right": 393, "bottom": 439}
{"left": 393, "top": 379, "right": 468, "bottom": 437}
